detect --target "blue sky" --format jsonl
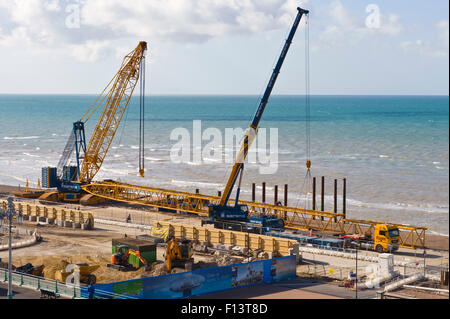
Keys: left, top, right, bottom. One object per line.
{"left": 0, "top": 0, "right": 448, "bottom": 95}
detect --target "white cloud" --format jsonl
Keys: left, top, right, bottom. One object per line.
{"left": 80, "top": 0, "right": 307, "bottom": 42}
{"left": 379, "top": 13, "right": 403, "bottom": 36}
{"left": 316, "top": 1, "right": 404, "bottom": 48}
{"left": 0, "top": 0, "right": 309, "bottom": 62}
{"left": 436, "top": 20, "right": 449, "bottom": 49}
{"left": 70, "top": 40, "right": 112, "bottom": 63}
{"left": 400, "top": 20, "right": 449, "bottom": 58}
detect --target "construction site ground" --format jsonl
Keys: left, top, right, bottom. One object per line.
{"left": 0, "top": 221, "right": 246, "bottom": 285}
{"left": 1, "top": 195, "right": 449, "bottom": 299}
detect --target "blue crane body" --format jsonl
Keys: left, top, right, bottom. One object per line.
{"left": 207, "top": 7, "right": 309, "bottom": 234}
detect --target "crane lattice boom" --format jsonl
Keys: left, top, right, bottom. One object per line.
{"left": 78, "top": 41, "right": 147, "bottom": 183}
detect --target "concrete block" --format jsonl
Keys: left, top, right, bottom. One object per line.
{"left": 378, "top": 253, "right": 395, "bottom": 277}
{"left": 214, "top": 250, "right": 226, "bottom": 256}
{"left": 72, "top": 222, "right": 81, "bottom": 229}
{"left": 64, "top": 221, "right": 73, "bottom": 228}
{"left": 214, "top": 244, "right": 225, "bottom": 250}
{"left": 257, "top": 251, "right": 268, "bottom": 259}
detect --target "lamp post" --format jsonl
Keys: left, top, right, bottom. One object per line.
{"left": 5, "top": 197, "right": 16, "bottom": 299}
{"left": 355, "top": 246, "right": 358, "bottom": 299}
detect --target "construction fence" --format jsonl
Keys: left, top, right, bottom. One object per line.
{"left": 153, "top": 220, "right": 299, "bottom": 257}
{"left": 93, "top": 255, "right": 297, "bottom": 299}
{"left": 1, "top": 201, "right": 94, "bottom": 229}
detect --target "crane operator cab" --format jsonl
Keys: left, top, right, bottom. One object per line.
{"left": 208, "top": 204, "right": 249, "bottom": 222}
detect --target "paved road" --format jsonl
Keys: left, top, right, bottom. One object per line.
{"left": 0, "top": 282, "right": 42, "bottom": 299}
{"left": 0, "top": 282, "right": 71, "bottom": 299}
{"left": 273, "top": 277, "right": 377, "bottom": 299}
{"left": 193, "top": 277, "right": 377, "bottom": 299}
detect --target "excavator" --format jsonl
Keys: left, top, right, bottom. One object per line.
{"left": 206, "top": 7, "right": 309, "bottom": 234}
{"left": 164, "top": 237, "right": 194, "bottom": 272}
{"left": 108, "top": 244, "right": 149, "bottom": 271}
{"left": 39, "top": 41, "right": 147, "bottom": 204}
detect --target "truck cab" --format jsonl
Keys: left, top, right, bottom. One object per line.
{"left": 374, "top": 224, "right": 400, "bottom": 253}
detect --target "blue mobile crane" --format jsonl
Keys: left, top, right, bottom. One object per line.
{"left": 206, "top": 7, "right": 310, "bottom": 234}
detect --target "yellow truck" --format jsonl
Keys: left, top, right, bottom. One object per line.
{"left": 341, "top": 224, "right": 401, "bottom": 253}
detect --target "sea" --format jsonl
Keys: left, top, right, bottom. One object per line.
{"left": 0, "top": 94, "right": 448, "bottom": 236}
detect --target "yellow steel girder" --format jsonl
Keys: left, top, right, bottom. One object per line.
{"left": 81, "top": 181, "right": 427, "bottom": 249}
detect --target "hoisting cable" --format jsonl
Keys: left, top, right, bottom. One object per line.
{"left": 296, "top": 13, "right": 313, "bottom": 210}
{"left": 139, "top": 56, "right": 146, "bottom": 177}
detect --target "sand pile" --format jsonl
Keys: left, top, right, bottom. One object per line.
{"left": 11, "top": 254, "right": 154, "bottom": 284}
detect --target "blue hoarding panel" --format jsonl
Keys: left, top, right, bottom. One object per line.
{"left": 93, "top": 255, "right": 296, "bottom": 299}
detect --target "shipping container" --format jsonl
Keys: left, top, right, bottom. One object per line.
{"left": 112, "top": 238, "right": 157, "bottom": 267}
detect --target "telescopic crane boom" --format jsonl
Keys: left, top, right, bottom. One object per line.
{"left": 209, "top": 7, "right": 309, "bottom": 221}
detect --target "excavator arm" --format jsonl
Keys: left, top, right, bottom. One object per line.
{"left": 165, "top": 238, "right": 183, "bottom": 271}
{"left": 128, "top": 250, "right": 147, "bottom": 265}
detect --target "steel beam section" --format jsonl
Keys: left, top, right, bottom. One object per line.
{"left": 81, "top": 181, "right": 427, "bottom": 249}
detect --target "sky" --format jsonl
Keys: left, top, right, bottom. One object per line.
{"left": 0, "top": 0, "right": 448, "bottom": 95}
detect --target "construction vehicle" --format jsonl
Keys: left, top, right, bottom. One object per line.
{"left": 205, "top": 7, "right": 309, "bottom": 234}
{"left": 202, "top": 7, "right": 400, "bottom": 254}
{"left": 107, "top": 244, "right": 149, "bottom": 271}
{"left": 54, "top": 264, "right": 99, "bottom": 285}
{"left": 165, "top": 237, "right": 194, "bottom": 272}
{"left": 15, "top": 263, "right": 45, "bottom": 277}
{"left": 339, "top": 223, "right": 400, "bottom": 253}
{"left": 267, "top": 223, "right": 401, "bottom": 253}
{"left": 39, "top": 41, "right": 148, "bottom": 204}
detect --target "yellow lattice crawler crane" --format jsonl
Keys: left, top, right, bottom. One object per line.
{"left": 39, "top": 41, "right": 147, "bottom": 204}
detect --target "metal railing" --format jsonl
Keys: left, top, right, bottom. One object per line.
{"left": 0, "top": 268, "right": 139, "bottom": 299}
{"left": 1, "top": 268, "right": 83, "bottom": 298}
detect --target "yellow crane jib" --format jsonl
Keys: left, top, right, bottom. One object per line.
{"left": 78, "top": 41, "right": 148, "bottom": 184}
